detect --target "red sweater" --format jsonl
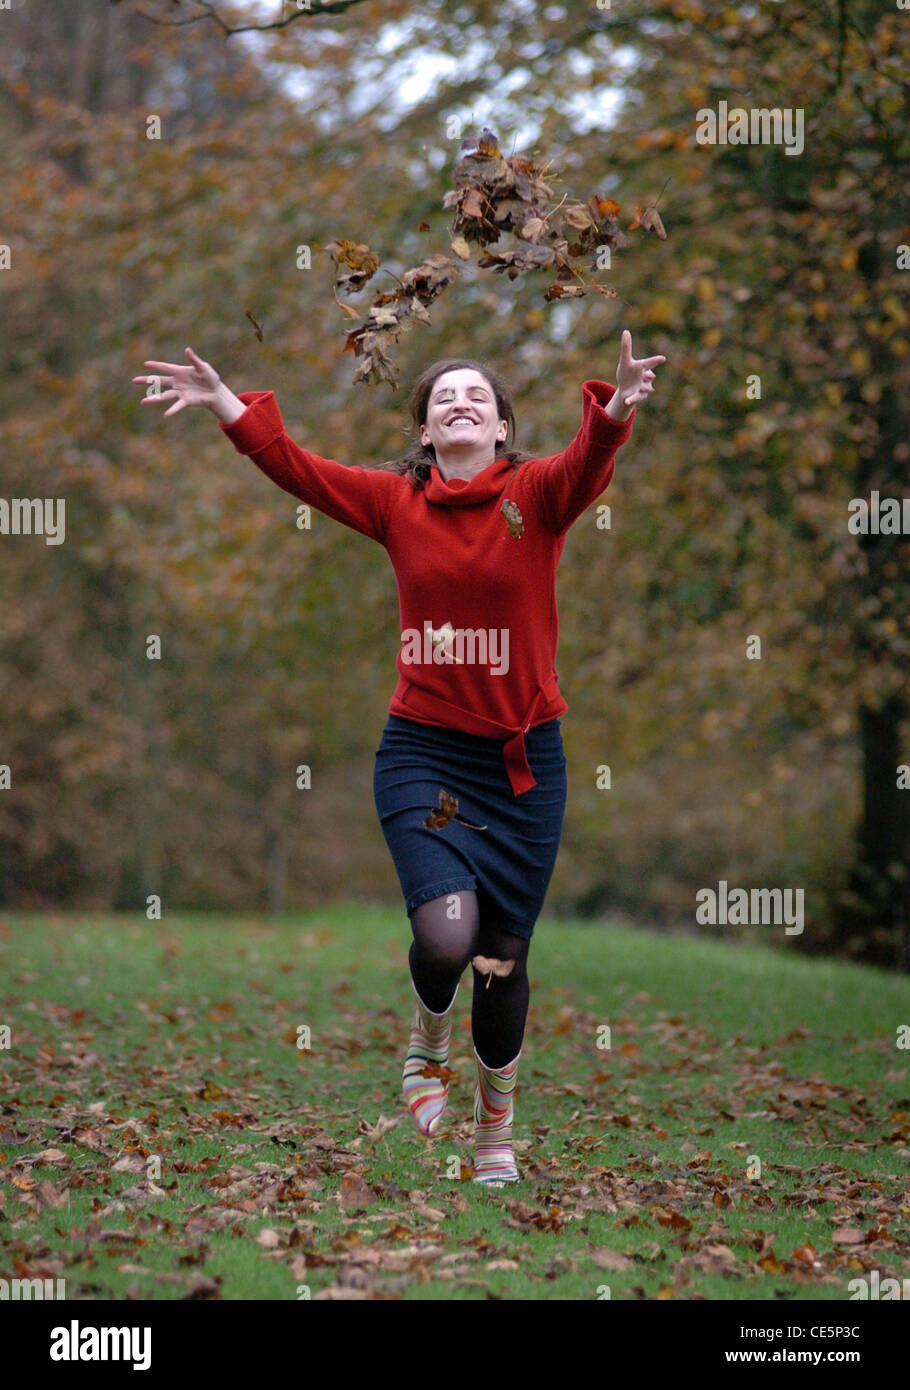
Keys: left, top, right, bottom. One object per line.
{"left": 220, "top": 381, "right": 635, "bottom": 795}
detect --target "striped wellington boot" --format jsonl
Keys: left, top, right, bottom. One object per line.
{"left": 402, "top": 982, "right": 459, "bottom": 1137}
{"left": 472, "top": 1047, "right": 521, "bottom": 1186}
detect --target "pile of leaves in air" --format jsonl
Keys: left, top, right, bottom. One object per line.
{"left": 325, "top": 128, "right": 667, "bottom": 387}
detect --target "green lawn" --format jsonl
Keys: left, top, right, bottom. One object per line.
{"left": 1, "top": 907, "right": 908, "bottom": 1301}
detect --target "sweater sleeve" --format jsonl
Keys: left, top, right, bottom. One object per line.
{"left": 521, "top": 380, "right": 635, "bottom": 534}
{"left": 220, "top": 391, "right": 396, "bottom": 546}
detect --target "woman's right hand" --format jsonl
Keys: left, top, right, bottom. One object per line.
{"left": 133, "top": 346, "right": 228, "bottom": 418}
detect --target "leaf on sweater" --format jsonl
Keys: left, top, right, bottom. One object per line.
{"left": 501, "top": 499, "right": 524, "bottom": 538}
{"left": 423, "top": 788, "right": 487, "bottom": 832}
{"left": 430, "top": 621, "right": 463, "bottom": 663}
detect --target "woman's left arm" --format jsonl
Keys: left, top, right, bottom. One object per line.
{"left": 523, "top": 330, "right": 666, "bottom": 533}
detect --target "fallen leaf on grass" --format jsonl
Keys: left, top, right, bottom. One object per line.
{"left": 411, "top": 1203, "right": 447, "bottom": 1223}
{"left": 340, "top": 1172, "right": 375, "bottom": 1212}
{"left": 655, "top": 1207, "right": 692, "bottom": 1231}
{"left": 34, "top": 1181, "right": 68, "bottom": 1209}
{"left": 831, "top": 1228, "right": 865, "bottom": 1245}
{"left": 591, "top": 1248, "right": 634, "bottom": 1271}
{"left": 112, "top": 1153, "right": 147, "bottom": 1174}
{"left": 357, "top": 1115, "right": 399, "bottom": 1142}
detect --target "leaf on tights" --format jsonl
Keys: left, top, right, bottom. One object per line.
{"left": 471, "top": 956, "right": 516, "bottom": 989}
{"left": 423, "top": 788, "right": 487, "bottom": 832}
{"left": 501, "top": 498, "right": 524, "bottom": 538}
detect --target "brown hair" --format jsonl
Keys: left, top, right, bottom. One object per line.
{"left": 376, "top": 358, "right": 531, "bottom": 489}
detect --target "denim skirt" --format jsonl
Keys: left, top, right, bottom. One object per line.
{"left": 373, "top": 713, "right": 567, "bottom": 940}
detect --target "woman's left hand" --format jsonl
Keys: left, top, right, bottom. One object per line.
{"left": 615, "top": 329, "right": 666, "bottom": 408}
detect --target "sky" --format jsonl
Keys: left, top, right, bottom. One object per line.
{"left": 238, "top": 0, "right": 635, "bottom": 143}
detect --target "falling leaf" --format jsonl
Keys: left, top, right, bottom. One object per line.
{"left": 450, "top": 236, "right": 472, "bottom": 260}
{"left": 501, "top": 498, "right": 524, "bottom": 537}
{"left": 334, "top": 295, "right": 361, "bottom": 321}
{"left": 629, "top": 205, "right": 667, "bottom": 239}
{"left": 544, "top": 284, "right": 586, "bottom": 301}
{"left": 326, "top": 239, "right": 381, "bottom": 293}
{"left": 245, "top": 310, "right": 263, "bottom": 342}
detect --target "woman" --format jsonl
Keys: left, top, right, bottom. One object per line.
{"left": 132, "top": 331, "right": 665, "bottom": 1186}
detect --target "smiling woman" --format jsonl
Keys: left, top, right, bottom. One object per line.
{"left": 375, "top": 357, "right": 532, "bottom": 489}
{"left": 131, "top": 330, "right": 665, "bottom": 1186}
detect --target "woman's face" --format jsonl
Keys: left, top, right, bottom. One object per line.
{"left": 419, "top": 368, "right": 508, "bottom": 459}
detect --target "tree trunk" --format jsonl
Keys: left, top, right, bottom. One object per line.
{"left": 842, "top": 698, "right": 910, "bottom": 969}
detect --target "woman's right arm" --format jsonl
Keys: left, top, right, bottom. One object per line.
{"left": 133, "top": 347, "right": 396, "bottom": 545}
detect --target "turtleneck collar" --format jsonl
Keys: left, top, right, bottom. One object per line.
{"left": 424, "top": 455, "right": 515, "bottom": 507}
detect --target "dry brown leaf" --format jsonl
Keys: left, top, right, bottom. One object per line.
{"left": 357, "top": 1114, "right": 399, "bottom": 1142}
{"left": 501, "top": 498, "right": 524, "bottom": 537}
{"left": 340, "top": 1172, "right": 375, "bottom": 1212}
{"left": 34, "top": 1180, "right": 68, "bottom": 1209}
{"left": 471, "top": 956, "right": 516, "bottom": 989}
{"left": 591, "top": 1248, "right": 634, "bottom": 1271}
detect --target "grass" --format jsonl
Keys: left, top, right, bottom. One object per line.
{"left": 1, "top": 906, "right": 908, "bottom": 1301}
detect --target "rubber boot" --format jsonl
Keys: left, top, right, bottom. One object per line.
{"left": 402, "top": 981, "right": 459, "bottom": 1136}
{"left": 472, "top": 1045, "right": 521, "bottom": 1185}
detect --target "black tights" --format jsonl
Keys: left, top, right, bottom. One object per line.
{"left": 408, "top": 889, "right": 530, "bottom": 1069}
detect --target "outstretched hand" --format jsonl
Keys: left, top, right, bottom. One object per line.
{"left": 132, "top": 346, "right": 222, "bottom": 417}
{"left": 616, "top": 329, "right": 666, "bottom": 408}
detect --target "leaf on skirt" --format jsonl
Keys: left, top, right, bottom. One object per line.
{"left": 501, "top": 498, "right": 524, "bottom": 538}
{"left": 423, "top": 788, "right": 487, "bottom": 832}
{"left": 471, "top": 956, "right": 516, "bottom": 989}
